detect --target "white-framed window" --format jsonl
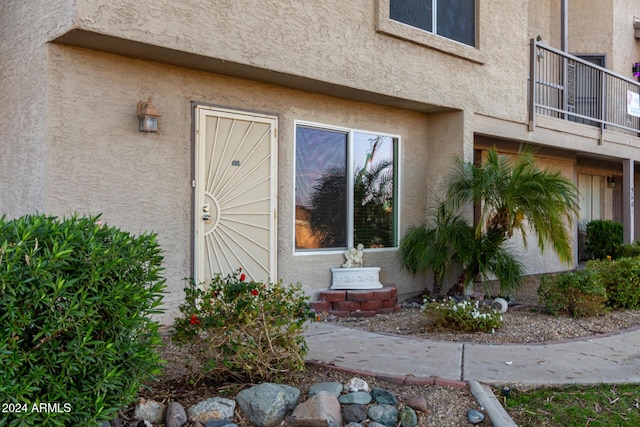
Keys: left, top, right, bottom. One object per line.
{"left": 294, "top": 122, "right": 399, "bottom": 252}
{"left": 389, "top": 0, "right": 476, "bottom": 47}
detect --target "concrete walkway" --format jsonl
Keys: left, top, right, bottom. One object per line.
{"left": 305, "top": 321, "right": 640, "bottom": 387}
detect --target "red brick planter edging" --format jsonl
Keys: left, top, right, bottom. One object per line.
{"left": 309, "top": 286, "right": 400, "bottom": 318}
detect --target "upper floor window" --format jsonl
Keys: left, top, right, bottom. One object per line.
{"left": 390, "top": 0, "right": 476, "bottom": 47}
{"left": 295, "top": 124, "right": 399, "bottom": 252}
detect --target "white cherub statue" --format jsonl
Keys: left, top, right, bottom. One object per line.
{"left": 342, "top": 243, "right": 365, "bottom": 268}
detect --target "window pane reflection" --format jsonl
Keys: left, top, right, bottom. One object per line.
{"left": 353, "top": 133, "right": 395, "bottom": 248}
{"left": 295, "top": 127, "right": 348, "bottom": 249}
{"left": 390, "top": 0, "right": 433, "bottom": 32}
{"left": 437, "top": 0, "right": 475, "bottom": 46}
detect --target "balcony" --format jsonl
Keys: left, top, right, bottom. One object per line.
{"left": 529, "top": 38, "right": 640, "bottom": 139}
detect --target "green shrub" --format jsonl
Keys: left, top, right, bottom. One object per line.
{"left": 538, "top": 270, "right": 608, "bottom": 317}
{"left": 588, "top": 258, "right": 640, "bottom": 309}
{"left": 172, "top": 270, "right": 315, "bottom": 383}
{"left": 422, "top": 297, "right": 503, "bottom": 333}
{"left": 586, "top": 220, "right": 623, "bottom": 259}
{"left": 0, "top": 214, "right": 166, "bottom": 427}
{"left": 617, "top": 241, "right": 640, "bottom": 258}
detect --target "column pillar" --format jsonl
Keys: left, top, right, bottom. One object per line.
{"left": 623, "top": 159, "right": 635, "bottom": 243}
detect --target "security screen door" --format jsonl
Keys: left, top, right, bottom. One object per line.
{"left": 194, "top": 106, "right": 277, "bottom": 284}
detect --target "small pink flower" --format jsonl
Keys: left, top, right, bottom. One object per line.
{"left": 251, "top": 289, "right": 259, "bottom": 296}
{"left": 190, "top": 315, "right": 201, "bottom": 325}
{"left": 240, "top": 273, "right": 246, "bottom": 282}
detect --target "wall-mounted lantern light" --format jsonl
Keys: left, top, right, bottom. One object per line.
{"left": 137, "top": 97, "right": 160, "bottom": 132}
{"left": 607, "top": 176, "right": 616, "bottom": 188}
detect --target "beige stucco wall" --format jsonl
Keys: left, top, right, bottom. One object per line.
{"left": 44, "top": 45, "right": 433, "bottom": 323}
{"left": 528, "top": 0, "right": 554, "bottom": 45}
{"left": 41, "top": 0, "right": 531, "bottom": 124}
{"left": 612, "top": 0, "right": 640, "bottom": 78}
{"left": 0, "top": 0, "right": 74, "bottom": 217}
{"left": 569, "top": 0, "right": 614, "bottom": 57}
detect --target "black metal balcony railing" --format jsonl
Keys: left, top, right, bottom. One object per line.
{"left": 529, "top": 38, "right": 640, "bottom": 137}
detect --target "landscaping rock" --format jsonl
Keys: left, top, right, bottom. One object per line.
{"left": 236, "top": 383, "right": 300, "bottom": 427}
{"left": 308, "top": 382, "right": 343, "bottom": 397}
{"left": 165, "top": 402, "right": 188, "bottom": 427}
{"left": 345, "top": 423, "right": 365, "bottom": 427}
{"left": 467, "top": 409, "right": 485, "bottom": 424}
{"left": 290, "top": 391, "right": 342, "bottom": 427}
{"left": 400, "top": 407, "right": 418, "bottom": 427}
{"left": 342, "top": 404, "right": 368, "bottom": 423}
{"left": 338, "top": 391, "right": 372, "bottom": 405}
{"left": 134, "top": 398, "right": 166, "bottom": 424}
{"left": 205, "top": 421, "right": 237, "bottom": 427}
{"left": 405, "top": 396, "right": 429, "bottom": 413}
{"left": 188, "top": 397, "right": 236, "bottom": 424}
{"left": 367, "top": 404, "right": 398, "bottom": 427}
{"left": 370, "top": 388, "right": 398, "bottom": 405}
{"left": 344, "top": 378, "right": 369, "bottom": 392}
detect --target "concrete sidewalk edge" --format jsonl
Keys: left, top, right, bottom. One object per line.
{"left": 469, "top": 380, "right": 518, "bottom": 427}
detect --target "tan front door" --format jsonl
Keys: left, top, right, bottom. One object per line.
{"left": 194, "top": 106, "right": 277, "bottom": 284}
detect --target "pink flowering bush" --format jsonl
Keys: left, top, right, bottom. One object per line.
{"left": 172, "top": 270, "right": 315, "bottom": 382}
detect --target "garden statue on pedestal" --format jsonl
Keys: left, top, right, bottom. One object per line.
{"left": 331, "top": 244, "right": 382, "bottom": 289}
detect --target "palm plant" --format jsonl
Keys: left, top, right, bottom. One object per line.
{"left": 443, "top": 145, "right": 579, "bottom": 264}
{"left": 399, "top": 145, "right": 579, "bottom": 296}
{"left": 399, "top": 202, "right": 472, "bottom": 296}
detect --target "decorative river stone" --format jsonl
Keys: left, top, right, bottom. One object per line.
{"left": 371, "top": 388, "right": 398, "bottom": 405}
{"left": 367, "top": 404, "right": 398, "bottom": 427}
{"left": 400, "top": 407, "right": 418, "bottom": 427}
{"left": 308, "top": 382, "right": 343, "bottom": 398}
{"left": 338, "top": 392, "right": 372, "bottom": 405}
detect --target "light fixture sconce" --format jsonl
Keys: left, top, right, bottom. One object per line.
{"left": 137, "top": 97, "right": 160, "bottom": 132}
{"left": 607, "top": 176, "right": 616, "bottom": 188}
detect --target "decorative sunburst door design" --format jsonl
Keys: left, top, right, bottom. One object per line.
{"left": 194, "top": 106, "right": 277, "bottom": 284}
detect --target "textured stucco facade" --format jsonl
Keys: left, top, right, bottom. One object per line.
{"left": 4, "top": 0, "right": 640, "bottom": 323}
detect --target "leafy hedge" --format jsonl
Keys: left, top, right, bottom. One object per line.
{"left": 0, "top": 214, "right": 166, "bottom": 426}
{"left": 538, "top": 270, "right": 608, "bottom": 317}
{"left": 586, "top": 220, "right": 623, "bottom": 259}
{"left": 588, "top": 258, "right": 640, "bottom": 309}
{"left": 538, "top": 255, "right": 640, "bottom": 316}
